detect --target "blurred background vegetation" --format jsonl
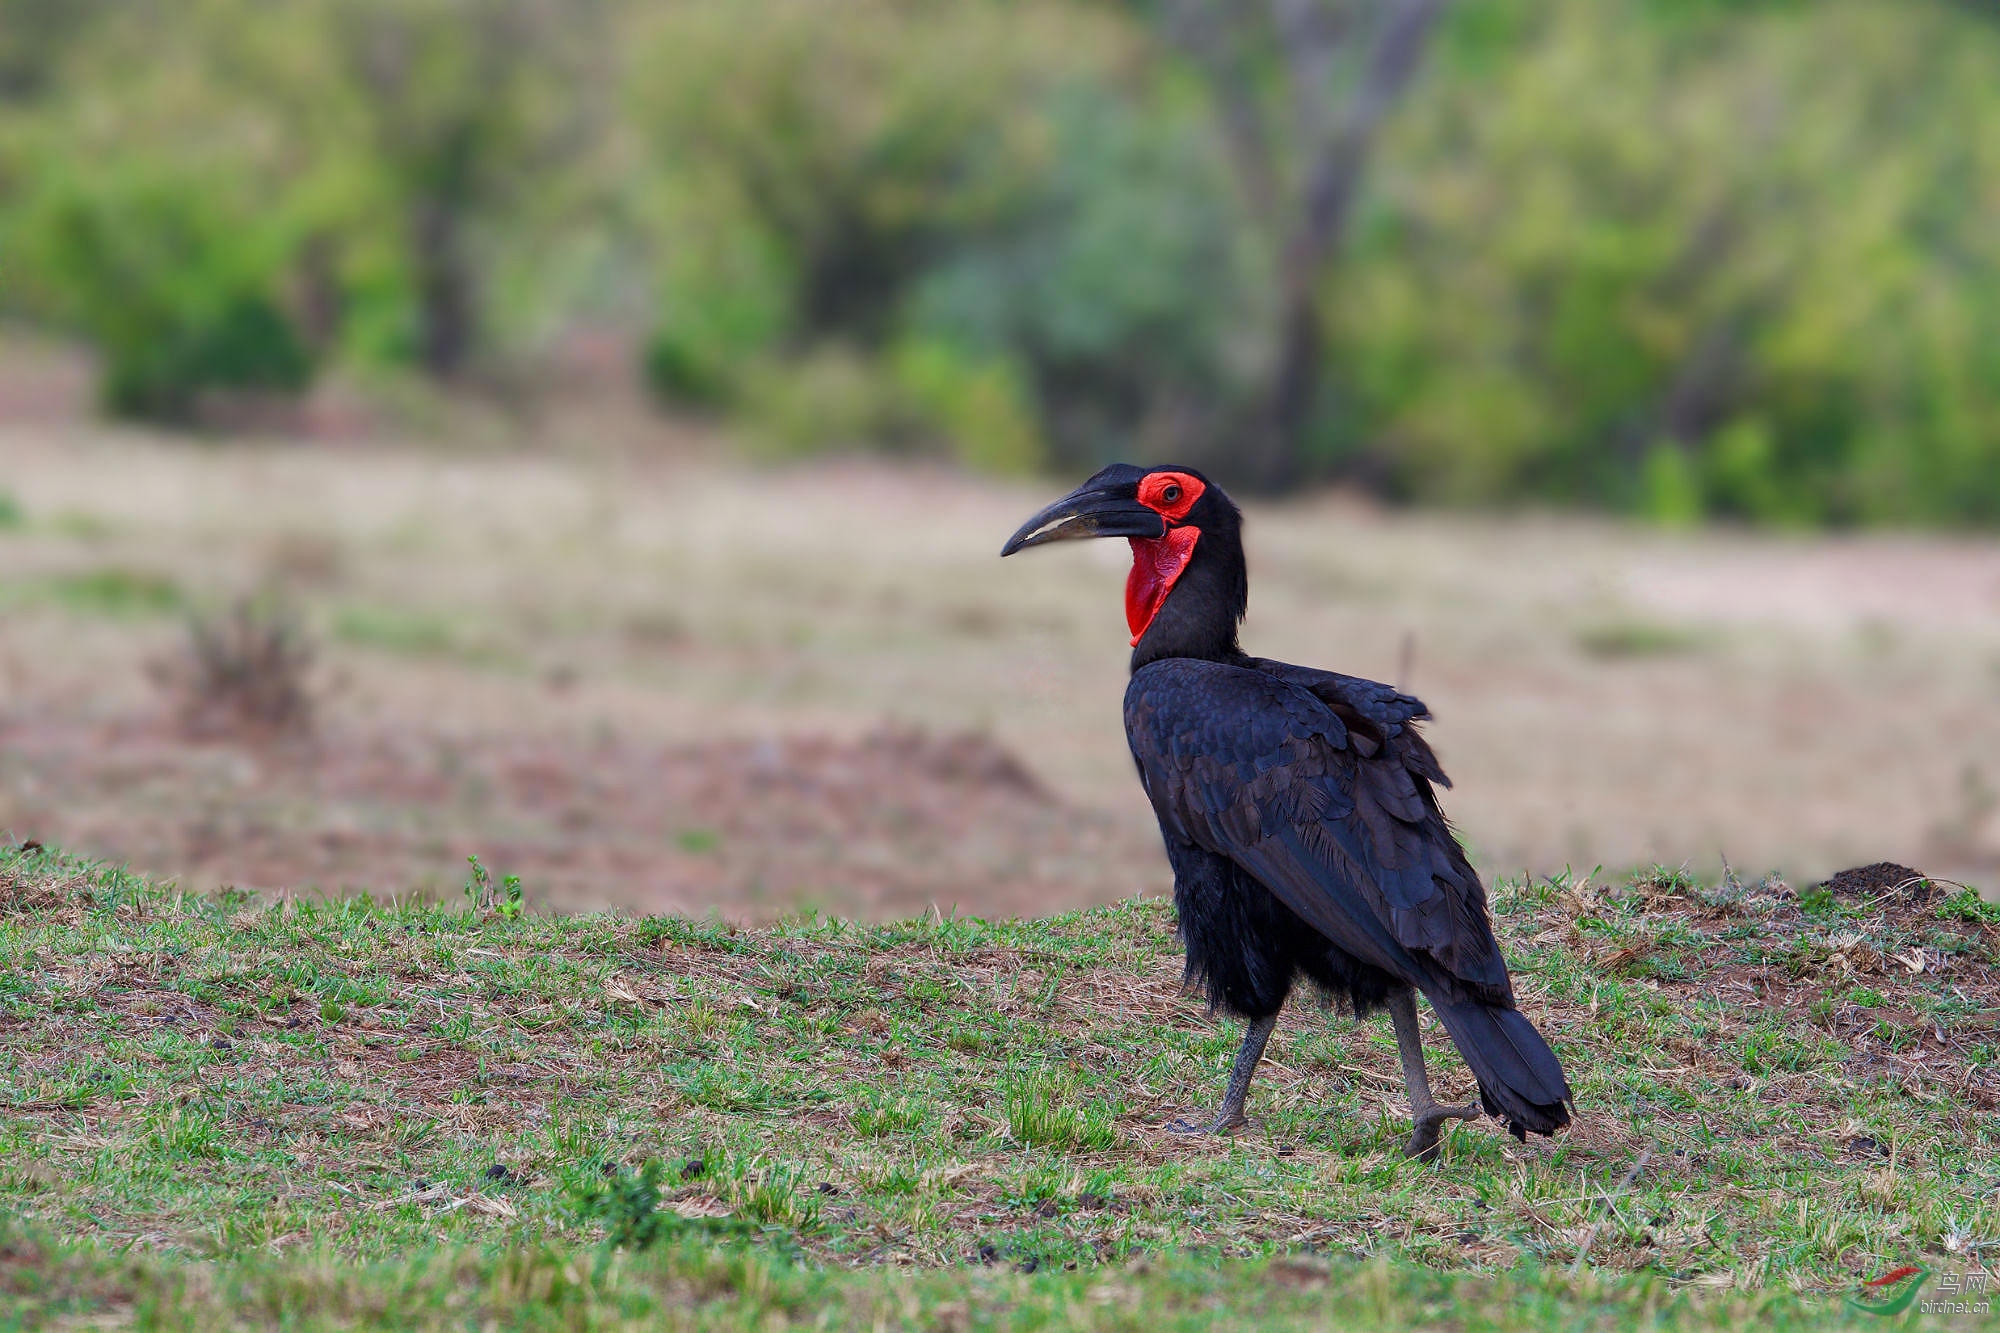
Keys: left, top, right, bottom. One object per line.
{"left": 4, "top": 0, "right": 1999, "bottom": 525}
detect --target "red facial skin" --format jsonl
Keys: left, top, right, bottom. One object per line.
{"left": 1125, "top": 472, "right": 1206, "bottom": 645}
{"left": 1137, "top": 471, "right": 1204, "bottom": 522}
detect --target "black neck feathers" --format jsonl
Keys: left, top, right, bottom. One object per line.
{"left": 1131, "top": 509, "right": 1248, "bottom": 671}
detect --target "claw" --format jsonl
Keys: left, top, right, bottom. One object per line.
{"left": 1166, "top": 1110, "right": 1245, "bottom": 1135}
{"left": 1403, "top": 1101, "right": 1481, "bottom": 1161}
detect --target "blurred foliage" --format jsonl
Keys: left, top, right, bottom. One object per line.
{"left": 628, "top": 0, "right": 1158, "bottom": 472}
{"left": 1, "top": 0, "right": 609, "bottom": 406}
{"left": 902, "top": 84, "right": 1264, "bottom": 469}
{"left": 4, "top": 0, "right": 2000, "bottom": 523}
{"left": 1330, "top": 0, "right": 2000, "bottom": 524}
{"left": 15, "top": 162, "right": 311, "bottom": 419}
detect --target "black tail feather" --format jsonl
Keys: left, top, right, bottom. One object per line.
{"left": 1431, "top": 1000, "right": 1572, "bottom": 1139}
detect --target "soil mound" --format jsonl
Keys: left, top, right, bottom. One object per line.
{"left": 1815, "top": 861, "right": 1933, "bottom": 903}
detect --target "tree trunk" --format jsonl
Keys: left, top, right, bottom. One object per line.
{"left": 1242, "top": 278, "right": 1322, "bottom": 491}
{"left": 1208, "top": 0, "right": 1447, "bottom": 494}
{"left": 414, "top": 197, "right": 474, "bottom": 380}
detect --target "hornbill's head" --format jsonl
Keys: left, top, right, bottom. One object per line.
{"left": 1000, "top": 464, "right": 1243, "bottom": 654}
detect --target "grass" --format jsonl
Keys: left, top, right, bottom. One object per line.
{"left": 2, "top": 847, "right": 1997, "bottom": 1328}
{"left": 1573, "top": 620, "right": 1709, "bottom": 660}
{"left": 0, "top": 1229, "right": 1917, "bottom": 1331}
{"left": 0, "top": 567, "right": 186, "bottom": 618}
{"left": 331, "top": 605, "right": 460, "bottom": 656}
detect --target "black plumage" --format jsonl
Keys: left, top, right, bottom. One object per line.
{"left": 1003, "top": 464, "right": 1571, "bottom": 1155}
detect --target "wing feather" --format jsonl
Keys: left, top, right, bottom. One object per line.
{"left": 1126, "top": 658, "right": 1510, "bottom": 1003}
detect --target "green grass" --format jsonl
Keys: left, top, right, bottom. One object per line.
{"left": 0, "top": 1227, "right": 1915, "bottom": 1331}
{"left": 331, "top": 605, "right": 460, "bottom": 656}
{"left": 1574, "top": 620, "right": 1709, "bottom": 660}
{"left": 1, "top": 848, "right": 1996, "bottom": 1329}
{"left": 0, "top": 567, "right": 186, "bottom": 617}
{"left": 676, "top": 829, "right": 721, "bottom": 855}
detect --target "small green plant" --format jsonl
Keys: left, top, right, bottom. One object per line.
{"left": 1628, "top": 864, "right": 1696, "bottom": 895}
{"left": 851, "top": 1095, "right": 929, "bottom": 1138}
{"left": 0, "top": 492, "right": 23, "bottom": 529}
{"left": 737, "top": 344, "right": 901, "bottom": 456}
{"left": 464, "top": 856, "right": 524, "bottom": 920}
{"left": 675, "top": 998, "right": 721, "bottom": 1043}
{"left": 1002, "top": 1071, "right": 1117, "bottom": 1151}
{"left": 49, "top": 511, "right": 114, "bottom": 541}
{"left": 1938, "top": 887, "right": 2000, "bottom": 925}
{"left": 573, "top": 1159, "right": 755, "bottom": 1270}
{"left": 574, "top": 1159, "right": 677, "bottom": 1252}
{"left": 737, "top": 1163, "right": 818, "bottom": 1229}
{"left": 888, "top": 338, "right": 1044, "bottom": 475}
{"left": 143, "top": 1104, "right": 226, "bottom": 1162}
{"left": 676, "top": 828, "right": 720, "bottom": 854}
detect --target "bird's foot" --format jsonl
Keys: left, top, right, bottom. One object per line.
{"left": 1403, "top": 1101, "right": 1481, "bottom": 1161}
{"left": 1165, "top": 1109, "right": 1246, "bottom": 1136}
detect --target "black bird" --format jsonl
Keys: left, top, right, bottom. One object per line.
{"left": 1001, "top": 464, "right": 1571, "bottom": 1158}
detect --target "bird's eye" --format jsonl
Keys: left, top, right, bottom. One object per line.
{"left": 1162, "top": 484, "right": 1182, "bottom": 504}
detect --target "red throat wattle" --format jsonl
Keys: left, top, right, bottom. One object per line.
{"left": 1126, "top": 527, "right": 1200, "bottom": 645}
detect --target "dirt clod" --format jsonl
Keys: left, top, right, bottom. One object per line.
{"left": 1816, "top": 862, "right": 1932, "bottom": 903}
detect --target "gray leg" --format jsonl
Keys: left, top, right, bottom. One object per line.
{"left": 1168, "top": 1012, "right": 1278, "bottom": 1135}
{"left": 1388, "top": 988, "right": 1481, "bottom": 1160}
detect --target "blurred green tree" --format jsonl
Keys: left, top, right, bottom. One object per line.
{"left": 628, "top": 0, "right": 1141, "bottom": 470}
{"left": 4, "top": 0, "right": 2000, "bottom": 528}
{"left": 312, "top": 0, "right": 610, "bottom": 378}
{"left": 17, "top": 162, "right": 312, "bottom": 420}
{"left": 0, "top": 0, "right": 110, "bottom": 104}
{"left": 904, "top": 85, "right": 1260, "bottom": 469}
{"left": 246, "top": 0, "right": 613, "bottom": 379}
{"left": 1150, "top": 0, "right": 1449, "bottom": 491}
{"left": 1, "top": 3, "right": 316, "bottom": 419}
{"left": 1, "top": 0, "right": 612, "bottom": 411}
{"left": 1330, "top": 0, "right": 2000, "bottom": 523}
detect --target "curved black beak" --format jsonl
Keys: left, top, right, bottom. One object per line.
{"left": 1000, "top": 482, "right": 1165, "bottom": 556}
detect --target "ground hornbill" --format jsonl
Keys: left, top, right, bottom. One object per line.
{"left": 1002, "top": 464, "right": 1572, "bottom": 1159}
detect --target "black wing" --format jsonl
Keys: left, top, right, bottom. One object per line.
{"left": 1125, "top": 657, "right": 1510, "bottom": 1004}
{"left": 1243, "top": 658, "right": 1446, "bottom": 784}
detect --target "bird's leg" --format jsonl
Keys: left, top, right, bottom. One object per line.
{"left": 1388, "top": 988, "right": 1481, "bottom": 1160}
{"left": 1167, "top": 1012, "right": 1277, "bottom": 1135}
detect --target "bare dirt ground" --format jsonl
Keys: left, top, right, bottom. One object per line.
{"left": 2, "top": 358, "right": 1998, "bottom": 916}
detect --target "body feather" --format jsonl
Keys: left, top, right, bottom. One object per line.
{"left": 1126, "top": 657, "right": 1571, "bottom": 1137}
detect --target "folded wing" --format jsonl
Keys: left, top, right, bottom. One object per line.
{"left": 1126, "top": 657, "right": 1510, "bottom": 1005}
